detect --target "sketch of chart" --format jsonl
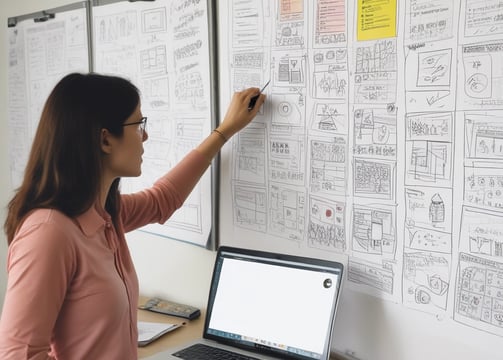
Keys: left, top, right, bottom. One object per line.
{"left": 403, "top": 250, "right": 451, "bottom": 313}
{"left": 454, "top": 253, "right": 503, "bottom": 337}
{"left": 273, "top": 51, "right": 307, "bottom": 87}
{"left": 307, "top": 196, "right": 345, "bottom": 252}
{"left": 351, "top": 203, "right": 397, "bottom": 257}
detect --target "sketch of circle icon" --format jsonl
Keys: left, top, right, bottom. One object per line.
{"left": 278, "top": 102, "right": 292, "bottom": 116}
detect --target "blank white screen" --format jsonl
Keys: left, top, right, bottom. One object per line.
{"left": 208, "top": 258, "right": 339, "bottom": 354}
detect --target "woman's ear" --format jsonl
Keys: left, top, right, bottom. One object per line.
{"left": 100, "top": 128, "right": 113, "bottom": 154}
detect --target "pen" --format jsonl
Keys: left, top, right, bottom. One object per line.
{"left": 248, "top": 80, "right": 270, "bottom": 111}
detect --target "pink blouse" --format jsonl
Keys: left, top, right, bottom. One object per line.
{"left": 0, "top": 150, "right": 209, "bottom": 359}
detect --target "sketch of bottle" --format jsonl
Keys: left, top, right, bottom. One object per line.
{"left": 429, "top": 193, "right": 445, "bottom": 223}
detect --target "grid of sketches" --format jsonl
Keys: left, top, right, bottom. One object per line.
{"left": 8, "top": 8, "right": 89, "bottom": 188}
{"left": 228, "top": 1, "right": 349, "bottom": 253}
{"left": 93, "top": 0, "right": 212, "bottom": 246}
{"left": 402, "top": 2, "right": 457, "bottom": 315}
{"left": 455, "top": 0, "right": 503, "bottom": 337}
{"left": 222, "top": 0, "right": 503, "bottom": 338}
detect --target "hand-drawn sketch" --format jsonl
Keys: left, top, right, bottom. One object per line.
{"left": 311, "top": 0, "right": 346, "bottom": 47}
{"left": 231, "top": 50, "right": 268, "bottom": 91}
{"left": 405, "top": 112, "right": 454, "bottom": 187}
{"left": 462, "top": 0, "right": 503, "bottom": 39}
{"left": 352, "top": 203, "right": 397, "bottom": 257}
{"left": 309, "top": 102, "right": 348, "bottom": 135}
{"left": 403, "top": 251, "right": 450, "bottom": 313}
{"left": 272, "top": 51, "right": 307, "bottom": 87}
{"left": 232, "top": 182, "right": 267, "bottom": 233}
{"left": 348, "top": 258, "right": 395, "bottom": 296}
{"left": 353, "top": 106, "right": 397, "bottom": 159}
{"left": 311, "top": 48, "right": 348, "bottom": 100}
{"left": 307, "top": 196, "right": 345, "bottom": 252}
{"left": 354, "top": 39, "right": 397, "bottom": 104}
{"left": 459, "top": 42, "right": 503, "bottom": 109}
{"left": 309, "top": 136, "right": 347, "bottom": 196}
{"left": 404, "top": 186, "right": 453, "bottom": 254}
{"left": 454, "top": 252, "right": 503, "bottom": 337}
{"left": 269, "top": 134, "right": 306, "bottom": 187}
{"left": 269, "top": 183, "right": 305, "bottom": 241}
{"left": 464, "top": 162, "right": 503, "bottom": 210}
{"left": 270, "top": 92, "right": 306, "bottom": 127}
{"left": 232, "top": 124, "right": 267, "bottom": 185}
{"left": 404, "top": 0, "right": 455, "bottom": 44}
{"left": 465, "top": 111, "right": 503, "bottom": 159}
{"left": 231, "top": 0, "right": 268, "bottom": 48}
{"left": 460, "top": 206, "right": 503, "bottom": 259}
{"left": 353, "top": 158, "right": 396, "bottom": 200}
{"left": 275, "top": 0, "right": 306, "bottom": 48}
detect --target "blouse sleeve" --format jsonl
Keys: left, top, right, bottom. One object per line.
{"left": 120, "top": 149, "right": 210, "bottom": 232}
{"left": 0, "top": 219, "right": 76, "bottom": 360}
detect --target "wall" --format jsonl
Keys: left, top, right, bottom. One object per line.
{"left": 0, "top": 0, "right": 216, "bottom": 311}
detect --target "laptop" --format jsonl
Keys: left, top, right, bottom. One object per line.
{"left": 146, "top": 246, "right": 344, "bottom": 360}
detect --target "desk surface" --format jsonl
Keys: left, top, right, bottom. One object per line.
{"left": 137, "top": 297, "right": 345, "bottom": 360}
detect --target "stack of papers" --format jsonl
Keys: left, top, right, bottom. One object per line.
{"left": 138, "top": 321, "right": 182, "bottom": 347}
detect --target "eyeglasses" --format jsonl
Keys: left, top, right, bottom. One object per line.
{"left": 122, "top": 117, "right": 147, "bottom": 135}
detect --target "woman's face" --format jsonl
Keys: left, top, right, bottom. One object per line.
{"left": 102, "top": 104, "right": 148, "bottom": 179}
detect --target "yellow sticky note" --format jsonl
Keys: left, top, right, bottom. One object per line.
{"left": 357, "top": 0, "right": 397, "bottom": 41}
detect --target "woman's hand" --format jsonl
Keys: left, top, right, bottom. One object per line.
{"left": 216, "top": 88, "right": 266, "bottom": 139}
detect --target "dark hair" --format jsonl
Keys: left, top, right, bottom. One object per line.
{"left": 4, "top": 73, "right": 140, "bottom": 244}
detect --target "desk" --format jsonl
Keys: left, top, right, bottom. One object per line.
{"left": 137, "top": 297, "right": 346, "bottom": 360}
{"left": 137, "top": 297, "right": 205, "bottom": 359}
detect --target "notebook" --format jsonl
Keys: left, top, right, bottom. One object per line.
{"left": 145, "top": 246, "right": 344, "bottom": 360}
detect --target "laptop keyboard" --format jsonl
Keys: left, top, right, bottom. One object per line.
{"left": 172, "top": 343, "right": 261, "bottom": 360}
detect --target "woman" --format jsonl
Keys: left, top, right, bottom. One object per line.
{"left": 0, "top": 73, "right": 265, "bottom": 359}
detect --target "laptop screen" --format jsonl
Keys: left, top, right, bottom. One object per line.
{"left": 204, "top": 247, "right": 344, "bottom": 360}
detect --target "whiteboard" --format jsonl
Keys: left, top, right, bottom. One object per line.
{"left": 92, "top": 0, "right": 215, "bottom": 247}
{"left": 217, "top": 1, "right": 503, "bottom": 359}
{"left": 7, "top": 2, "right": 90, "bottom": 188}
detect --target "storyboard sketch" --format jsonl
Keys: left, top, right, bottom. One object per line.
{"left": 218, "top": 0, "right": 503, "bottom": 339}
{"left": 7, "top": 5, "right": 89, "bottom": 189}
{"left": 92, "top": 0, "right": 213, "bottom": 246}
